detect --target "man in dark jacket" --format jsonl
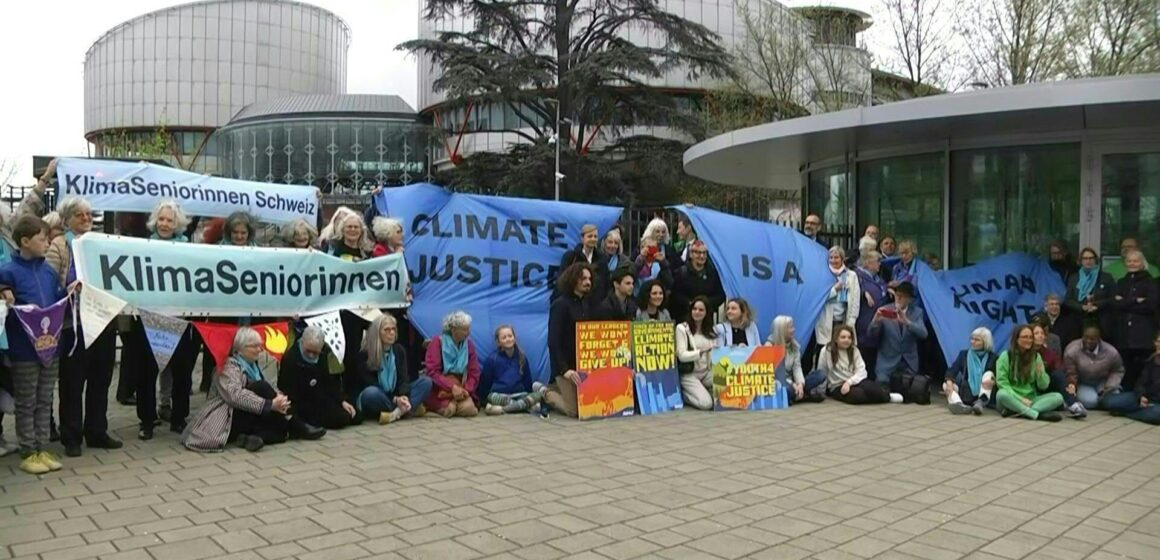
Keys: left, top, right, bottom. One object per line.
{"left": 671, "top": 241, "right": 726, "bottom": 322}
{"left": 278, "top": 326, "right": 358, "bottom": 430}
{"left": 595, "top": 268, "right": 638, "bottom": 320}
{"left": 545, "top": 263, "right": 594, "bottom": 418}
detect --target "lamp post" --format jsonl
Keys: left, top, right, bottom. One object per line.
{"left": 554, "top": 101, "right": 561, "bottom": 201}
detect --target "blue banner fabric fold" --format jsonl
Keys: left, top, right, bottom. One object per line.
{"left": 375, "top": 184, "right": 622, "bottom": 383}
{"left": 73, "top": 233, "right": 409, "bottom": 317}
{"left": 57, "top": 158, "right": 319, "bottom": 224}
{"left": 917, "top": 253, "right": 1066, "bottom": 364}
{"left": 680, "top": 207, "right": 832, "bottom": 346}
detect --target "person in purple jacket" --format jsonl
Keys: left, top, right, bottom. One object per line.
{"left": 0, "top": 216, "right": 73, "bottom": 474}
{"left": 479, "top": 325, "right": 546, "bottom": 415}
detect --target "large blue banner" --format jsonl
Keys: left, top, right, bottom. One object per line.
{"left": 918, "top": 253, "right": 1065, "bottom": 364}
{"left": 681, "top": 207, "right": 831, "bottom": 346}
{"left": 375, "top": 184, "right": 622, "bottom": 382}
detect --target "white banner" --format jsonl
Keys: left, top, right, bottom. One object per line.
{"left": 57, "top": 158, "right": 319, "bottom": 225}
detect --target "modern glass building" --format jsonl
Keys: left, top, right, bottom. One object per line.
{"left": 683, "top": 74, "right": 1160, "bottom": 268}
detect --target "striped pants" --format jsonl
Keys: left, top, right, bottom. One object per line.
{"left": 487, "top": 391, "right": 543, "bottom": 413}
{"left": 13, "top": 359, "right": 58, "bottom": 454}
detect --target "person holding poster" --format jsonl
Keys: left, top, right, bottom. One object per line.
{"left": 767, "top": 316, "right": 826, "bottom": 403}
{"left": 636, "top": 281, "right": 672, "bottom": 322}
{"left": 354, "top": 315, "right": 433, "bottom": 424}
{"left": 819, "top": 326, "right": 900, "bottom": 405}
{"left": 545, "top": 263, "right": 595, "bottom": 418}
{"left": 713, "top": 298, "right": 760, "bottom": 347}
{"left": 480, "top": 326, "right": 547, "bottom": 415}
{"left": 944, "top": 328, "right": 999, "bottom": 415}
{"left": 0, "top": 216, "right": 72, "bottom": 473}
{"left": 424, "top": 311, "right": 482, "bottom": 418}
{"left": 676, "top": 297, "right": 720, "bottom": 410}
{"left": 995, "top": 326, "right": 1065, "bottom": 422}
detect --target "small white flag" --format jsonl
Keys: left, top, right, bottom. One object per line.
{"left": 305, "top": 311, "right": 346, "bottom": 363}
{"left": 78, "top": 287, "right": 127, "bottom": 348}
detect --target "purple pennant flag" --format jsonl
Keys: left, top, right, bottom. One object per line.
{"left": 13, "top": 297, "right": 70, "bottom": 367}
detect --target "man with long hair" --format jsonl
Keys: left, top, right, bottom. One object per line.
{"left": 544, "top": 263, "right": 594, "bottom": 418}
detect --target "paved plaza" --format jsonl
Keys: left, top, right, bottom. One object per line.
{"left": 1, "top": 390, "right": 1158, "bottom": 560}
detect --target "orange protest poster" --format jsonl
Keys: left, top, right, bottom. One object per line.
{"left": 574, "top": 321, "right": 635, "bottom": 420}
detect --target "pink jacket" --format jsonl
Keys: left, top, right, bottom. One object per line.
{"left": 424, "top": 336, "right": 481, "bottom": 411}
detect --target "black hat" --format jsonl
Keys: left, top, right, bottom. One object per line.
{"left": 895, "top": 281, "right": 916, "bottom": 298}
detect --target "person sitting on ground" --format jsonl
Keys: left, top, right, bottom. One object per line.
{"left": 371, "top": 216, "right": 405, "bottom": 257}
{"left": 868, "top": 282, "right": 927, "bottom": 386}
{"left": 944, "top": 328, "right": 998, "bottom": 415}
{"left": 1057, "top": 325, "right": 1125, "bottom": 417}
{"left": 636, "top": 280, "right": 672, "bottom": 322}
{"left": 545, "top": 263, "right": 594, "bottom": 418}
{"left": 596, "top": 267, "right": 638, "bottom": 321}
{"left": 819, "top": 325, "right": 900, "bottom": 405}
{"left": 768, "top": 316, "right": 826, "bottom": 403}
{"left": 1033, "top": 323, "right": 1064, "bottom": 374}
{"left": 355, "top": 314, "right": 433, "bottom": 424}
{"left": 183, "top": 327, "right": 325, "bottom": 453}
{"left": 480, "top": 325, "right": 546, "bottom": 415}
{"left": 670, "top": 240, "right": 725, "bottom": 323}
{"left": 1103, "top": 331, "right": 1160, "bottom": 425}
{"left": 277, "top": 326, "right": 359, "bottom": 429}
{"left": 676, "top": 297, "right": 719, "bottom": 410}
{"left": 714, "top": 298, "right": 760, "bottom": 347}
{"left": 425, "top": 311, "right": 481, "bottom": 418}
{"left": 1064, "top": 247, "right": 1114, "bottom": 333}
{"left": 995, "top": 325, "right": 1064, "bottom": 422}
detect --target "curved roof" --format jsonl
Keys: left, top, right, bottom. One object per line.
{"left": 227, "top": 94, "right": 418, "bottom": 125}
{"left": 684, "top": 74, "right": 1160, "bottom": 189}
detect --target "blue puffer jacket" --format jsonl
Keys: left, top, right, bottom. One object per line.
{"left": 0, "top": 252, "right": 68, "bottom": 362}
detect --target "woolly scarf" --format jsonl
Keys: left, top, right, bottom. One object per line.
{"left": 231, "top": 355, "right": 264, "bottom": 383}
{"left": 378, "top": 348, "right": 398, "bottom": 394}
{"left": 967, "top": 349, "right": 988, "bottom": 395}
{"left": 1076, "top": 266, "right": 1099, "bottom": 302}
{"left": 829, "top": 266, "right": 849, "bottom": 304}
{"left": 440, "top": 333, "right": 469, "bottom": 375}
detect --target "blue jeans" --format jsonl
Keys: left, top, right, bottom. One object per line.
{"left": 1051, "top": 372, "right": 1115, "bottom": 409}
{"left": 1103, "top": 391, "right": 1160, "bottom": 425}
{"left": 358, "top": 376, "right": 433, "bottom": 418}
{"left": 791, "top": 370, "right": 828, "bottom": 403}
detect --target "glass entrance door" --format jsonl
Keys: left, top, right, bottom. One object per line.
{"left": 1097, "top": 148, "right": 1160, "bottom": 270}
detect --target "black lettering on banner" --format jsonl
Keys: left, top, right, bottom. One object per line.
{"left": 410, "top": 213, "right": 570, "bottom": 248}
{"left": 740, "top": 254, "right": 802, "bottom": 284}
{"left": 950, "top": 274, "right": 1039, "bottom": 324}
{"left": 410, "top": 254, "right": 557, "bottom": 289}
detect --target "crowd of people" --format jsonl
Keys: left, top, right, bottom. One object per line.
{"left": 0, "top": 160, "right": 1156, "bottom": 476}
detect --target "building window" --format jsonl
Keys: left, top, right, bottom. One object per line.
{"left": 807, "top": 163, "right": 852, "bottom": 238}
{"left": 1101, "top": 151, "right": 1160, "bottom": 263}
{"left": 857, "top": 152, "right": 944, "bottom": 262}
{"left": 949, "top": 143, "right": 1080, "bottom": 268}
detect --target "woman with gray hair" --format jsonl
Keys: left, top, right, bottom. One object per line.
{"left": 277, "top": 325, "right": 358, "bottom": 429}
{"left": 353, "top": 314, "right": 433, "bottom": 424}
{"left": 183, "top": 327, "right": 325, "bottom": 452}
{"left": 220, "top": 211, "right": 258, "bottom": 246}
{"left": 371, "top": 216, "right": 404, "bottom": 257}
{"left": 279, "top": 218, "right": 319, "bottom": 249}
{"left": 424, "top": 311, "right": 482, "bottom": 417}
{"left": 943, "top": 327, "right": 998, "bottom": 415}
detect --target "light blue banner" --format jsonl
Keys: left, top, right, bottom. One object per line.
{"left": 374, "top": 184, "right": 622, "bottom": 383}
{"left": 681, "top": 207, "right": 832, "bottom": 347}
{"left": 918, "top": 253, "right": 1066, "bottom": 364}
{"left": 73, "top": 233, "right": 408, "bottom": 316}
{"left": 57, "top": 158, "right": 320, "bottom": 224}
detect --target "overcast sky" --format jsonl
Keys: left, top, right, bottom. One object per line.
{"left": 0, "top": 0, "right": 878, "bottom": 183}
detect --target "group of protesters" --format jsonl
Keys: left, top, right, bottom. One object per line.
{"left": 0, "top": 161, "right": 1157, "bottom": 476}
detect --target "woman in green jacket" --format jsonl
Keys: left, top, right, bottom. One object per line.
{"left": 996, "top": 325, "right": 1065, "bottom": 422}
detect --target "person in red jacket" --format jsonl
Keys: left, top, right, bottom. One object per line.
{"left": 424, "top": 311, "right": 481, "bottom": 417}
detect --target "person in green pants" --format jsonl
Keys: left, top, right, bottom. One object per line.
{"left": 996, "top": 325, "right": 1064, "bottom": 422}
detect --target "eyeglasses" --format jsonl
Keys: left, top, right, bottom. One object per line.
{"left": 244, "top": 343, "right": 263, "bottom": 348}
{"left": 804, "top": 220, "right": 820, "bottom": 226}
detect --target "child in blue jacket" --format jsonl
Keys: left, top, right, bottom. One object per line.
{"left": 480, "top": 325, "right": 545, "bottom": 415}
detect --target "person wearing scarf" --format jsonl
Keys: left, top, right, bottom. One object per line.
{"left": 354, "top": 314, "right": 433, "bottom": 424}
{"left": 278, "top": 326, "right": 359, "bottom": 429}
{"left": 814, "top": 246, "right": 861, "bottom": 367}
{"left": 889, "top": 240, "right": 918, "bottom": 291}
{"left": 182, "top": 327, "right": 324, "bottom": 453}
{"left": 854, "top": 250, "right": 889, "bottom": 375}
{"left": 1064, "top": 247, "right": 1114, "bottom": 334}
{"left": 944, "top": 328, "right": 998, "bottom": 414}
{"left": 424, "top": 311, "right": 482, "bottom": 417}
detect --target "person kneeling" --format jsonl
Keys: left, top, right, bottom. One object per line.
{"left": 944, "top": 328, "right": 998, "bottom": 415}
{"left": 278, "top": 326, "right": 359, "bottom": 429}
{"left": 480, "top": 326, "right": 546, "bottom": 415}
{"left": 424, "top": 311, "right": 481, "bottom": 418}
{"left": 995, "top": 325, "right": 1064, "bottom": 422}
{"left": 820, "top": 326, "right": 903, "bottom": 404}
{"left": 356, "top": 315, "right": 433, "bottom": 424}
{"left": 183, "top": 327, "right": 325, "bottom": 453}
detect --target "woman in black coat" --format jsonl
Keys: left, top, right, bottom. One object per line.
{"left": 560, "top": 224, "right": 607, "bottom": 298}
{"left": 1111, "top": 249, "right": 1159, "bottom": 388}
{"left": 277, "top": 326, "right": 359, "bottom": 429}
{"left": 1064, "top": 247, "right": 1116, "bottom": 336}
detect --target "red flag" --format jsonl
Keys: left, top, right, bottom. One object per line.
{"left": 192, "top": 322, "right": 239, "bottom": 374}
{"left": 257, "top": 322, "right": 291, "bottom": 362}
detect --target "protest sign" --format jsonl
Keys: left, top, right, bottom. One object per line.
{"left": 575, "top": 321, "right": 635, "bottom": 420}
{"left": 712, "top": 345, "right": 789, "bottom": 411}
{"left": 57, "top": 158, "right": 319, "bottom": 224}
{"left": 632, "top": 321, "right": 682, "bottom": 415}
{"left": 919, "top": 253, "right": 1066, "bottom": 363}
{"left": 73, "top": 233, "right": 408, "bottom": 317}
{"left": 376, "top": 183, "right": 621, "bottom": 383}
{"left": 78, "top": 286, "right": 127, "bottom": 349}
{"left": 13, "top": 298, "right": 70, "bottom": 367}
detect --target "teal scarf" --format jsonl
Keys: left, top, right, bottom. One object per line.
{"left": 378, "top": 348, "right": 398, "bottom": 393}
{"left": 440, "top": 333, "right": 469, "bottom": 375}
{"left": 607, "top": 254, "right": 619, "bottom": 271}
{"left": 967, "top": 350, "right": 988, "bottom": 396}
{"left": 298, "top": 340, "right": 319, "bottom": 365}
{"left": 151, "top": 232, "right": 189, "bottom": 242}
{"left": 1076, "top": 267, "right": 1098, "bottom": 302}
{"left": 232, "top": 355, "right": 263, "bottom": 383}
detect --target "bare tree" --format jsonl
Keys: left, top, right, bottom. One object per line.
{"left": 878, "top": 0, "right": 959, "bottom": 91}
{"left": 732, "top": 0, "right": 814, "bottom": 109}
{"left": 1064, "top": 0, "right": 1160, "bottom": 77}
{"left": 959, "top": 0, "right": 1071, "bottom": 86}
{"left": 0, "top": 160, "right": 17, "bottom": 187}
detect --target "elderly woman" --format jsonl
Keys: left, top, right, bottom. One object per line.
{"left": 1112, "top": 249, "right": 1158, "bottom": 389}
{"left": 768, "top": 316, "right": 826, "bottom": 403}
{"left": 854, "top": 250, "right": 888, "bottom": 375}
{"left": 815, "top": 246, "right": 860, "bottom": 365}
{"left": 183, "top": 327, "right": 325, "bottom": 452}
{"left": 634, "top": 236, "right": 674, "bottom": 295}
{"left": 371, "top": 216, "right": 405, "bottom": 257}
{"left": 135, "top": 200, "right": 197, "bottom": 440}
{"left": 278, "top": 326, "right": 358, "bottom": 429}
{"left": 221, "top": 211, "right": 258, "bottom": 246}
{"left": 425, "top": 311, "right": 482, "bottom": 418}
{"left": 944, "top": 328, "right": 998, "bottom": 414}
{"left": 353, "top": 314, "right": 433, "bottom": 423}
{"left": 278, "top": 218, "right": 319, "bottom": 249}
{"left": 889, "top": 240, "right": 919, "bottom": 290}
{"left": 329, "top": 212, "right": 372, "bottom": 261}
{"left": 319, "top": 206, "right": 359, "bottom": 252}
{"left": 47, "top": 196, "right": 121, "bottom": 457}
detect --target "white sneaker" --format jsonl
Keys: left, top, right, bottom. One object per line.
{"left": 947, "top": 402, "right": 973, "bottom": 415}
{"left": 889, "top": 393, "right": 905, "bottom": 404}
{"left": 0, "top": 437, "right": 17, "bottom": 457}
{"left": 484, "top": 404, "right": 505, "bottom": 416}
{"left": 1067, "top": 402, "right": 1088, "bottom": 419}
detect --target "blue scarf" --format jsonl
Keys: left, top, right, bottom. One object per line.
{"left": 830, "top": 269, "right": 849, "bottom": 303}
{"left": 440, "top": 333, "right": 469, "bottom": 375}
{"left": 0, "top": 238, "right": 11, "bottom": 265}
{"left": 1076, "top": 267, "right": 1099, "bottom": 302}
{"left": 232, "top": 355, "right": 263, "bottom": 383}
{"left": 607, "top": 254, "right": 619, "bottom": 271}
{"left": 894, "top": 258, "right": 917, "bottom": 284}
{"left": 378, "top": 348, "right": 398, "bottom": 393}
{"left": 967, "top": 349, "right": 988, "bottom": 395}
{"left": 151, "top": 232, "right": 189, "bottom": 242}
{"left": 298, "top": 340, "right": 319, "bottom": 365}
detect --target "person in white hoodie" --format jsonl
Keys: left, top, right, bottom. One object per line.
{"left": 675, "top": 297, "right": 720, "bottom": 410}
{"left": 820, "top": 325, "right": 903, "bottom": 404}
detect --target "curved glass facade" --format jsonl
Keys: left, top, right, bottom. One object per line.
{"left": 214, "top": 119, "right": 433, "bottom": 193}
